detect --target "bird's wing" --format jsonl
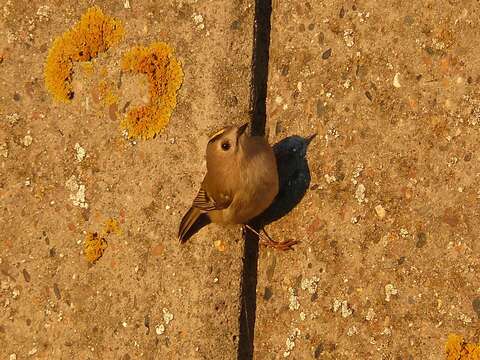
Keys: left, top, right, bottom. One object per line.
{"left": 192, "top": 178, "right": 232, "bottom": 211}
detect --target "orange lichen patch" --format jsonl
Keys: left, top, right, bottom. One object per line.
{"left": 446, "top": 334, "right": 480, "bottom": 360}
{"left": 84, "top": 232, "right": 108, "bottom": 264}
{"left": 120, "top": 42, "right": 184, "bottom": 139}
{"left": 98, "top": 79, "right": 118, "bottom": 106}
{"left": 102, "top": 218, "right": 122, "bottom": 236}
{"left": 44, "top": 6, "right": 124, "bottom": 102}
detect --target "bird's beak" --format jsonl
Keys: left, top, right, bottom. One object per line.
{"left": 237, "top": 122, "right": 249, "bottom": 136}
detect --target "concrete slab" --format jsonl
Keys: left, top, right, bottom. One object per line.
{"left": 0, "top": 1, "right": 253, "bottom": 359}
{"left": 255, "top": 1, "right": 480, "bottom": 359}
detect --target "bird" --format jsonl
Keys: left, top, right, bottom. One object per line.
{"left": 178, "top": 122, "right": 297, "bottom": 250}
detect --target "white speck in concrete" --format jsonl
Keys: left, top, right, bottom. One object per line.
{"left": 365, "top": 308, "right": 376, "bottom": 321}
{"left": 192, "top": 13, "right": 205, "bottom": 30}
{"left": 375, "top": 205, "right": 386, "bottom": 219}
{"left": 283, "top": 328, "right": 300, "bottom": 357}
{"left": 343, "top": 29, "right": 354, "bottom": 47}
{"left": 155, "top": 324, "right": 165, "bottom": 335}
{"left": 22, "top": 134, "right": 33, "bottom": 147}
{"left": 65, "top": 175, "right": 88, "bottom": 208}
{"left": 385, "top": 283, "right": 398, "bottom": 302}
{"left": 399, "top": 228, "right": 409, "bottom": 238}
{"left": 288, "top": 287, "right": 300, "bottom": 311}
{"left": 333, "top": 299, "right": 352, "bottom": 317}
{"left": 347, "top": 325, "right": 358, "bottom": 336}
{"left": 355, "top": 183, "right": 366, "bottom": 203}
{"left": 6, "top": 113, "right": 20, "bottom": 125}
{"left": 299, "top": 311, "right": 306, "bottom": 321}
{"left": 393, "top": 72, "right": 401, "bottom": 88}
{"left": 74, "top": 143, "right": 86, "bottom": 162}
{"left": 163, "top": 308, "right": 174, "bottom": 325}
{"left": 301, "top": 276, "right": 319, "bottom": 294}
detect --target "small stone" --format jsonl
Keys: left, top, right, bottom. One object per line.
{"left": 365, "top": 308, "right": 376, "bottom": 321}
{"left": 343, "top": 29, "right": 354, "bottom": 47}
{"left": 375, "top": 205, "right": 386, "bottom": 219}
{"left": 355, "top": 184, "right": 366, "bottom": 203}
{"left": 123, "top": 0, "right": 130, "bottom": 8}
{"left": 28, "top": 348, "right": 37, "bottom": 356}
{"left": 22, "top": 134, "right": 33, "bottom": 147}
{"left": 324, "top": 174, "right": 336, "bottom": 184}
{"left": 9, "top": 354, "right": 17, "bottom": 360}
{"left": 322, "top": 48, "right": 332, "bottom": 60}
{"left": 162, "top": 308, "right": 173, "bottom": 325}
{"left": 6, "top": 113, "right": 20, "bottom": 125}
{"left": 300, "top": 276, "right": 320, "bottom": 294}
{"left": 347, "top": 325, "right": 358, "bottom": 336}
{"left": 122, "top": 321, "right": 127, "bottom": 327}
{"left": 155, "top": 324, "right": 165, "bottom": 335}
{"left": 393, "top": 73, "right": 401, "bottom": 88}
{"left": 385, "top": 284, "right": 398, "bottom": 302}
{"left": 299, "top": 312, "right": 306, "bottom": 321}
{"left": 192, "top": 13, "right": 204, "bottom": 30}
{"left": 333, "top": 299, "right": 352, "bottom": 317}
{"left": 288, "top": 287, "right": 300, "bottom": 311}
{"left": 264, "top": 287, "right": 273, "bottom": 301}
{"left": 22, "top": 269, "right": 31, "bottom": 282}
{"left": 74, "top": 143, "right": 86, "bottom": 162}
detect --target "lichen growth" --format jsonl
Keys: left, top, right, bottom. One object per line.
{"left": 98, "top": 79, "right": 118, "bottom": 106}
{"left": 446, "top": 334, "right": 480, "bottom": 360}
{"left": 120, "top": 42, "right": 184, "bottom": 139}
{"left": 103, "top": 218, "right": 122, "bottom": 236}
{"left": 83, "top": 218, "right": 122, "bottom": 264}
{"left": 84, "top": 232, "right": 107, "bottom": 264}
{"left": 44, "top": 6, "right": 124, "bottom": 102}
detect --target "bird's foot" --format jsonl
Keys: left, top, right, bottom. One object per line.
{"left": 243, "top": 224, "right": 299, "bottom": 251}
{"left": 260, "top": 237, "right": 299, "bottom": 251}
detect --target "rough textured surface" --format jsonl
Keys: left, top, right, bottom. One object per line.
{"left": 2, "top": 1, "right": 480, "bottom": 360}
{"left": 256, "top": 1, "right": 480, "bottom": 359}
{"left": 1, "top": 1, "right": 252, "bottom": 358}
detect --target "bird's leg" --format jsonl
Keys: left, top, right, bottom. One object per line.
{"left": 243, "top": 224, "right": 298, "bottom": 251}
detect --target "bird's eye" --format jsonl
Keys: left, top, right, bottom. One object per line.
{"left": 221, "top": 142, "right": 231, "bottom": 151}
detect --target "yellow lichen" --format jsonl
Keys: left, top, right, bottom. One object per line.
{"left": 446, "top": 334, "right": 480, "bottom": 360}
{"left": 83, "top": 218, "right": 122, "bottom": 264}
{"left": 84, "top": 232, "right": 107, "bottom": 264}
{"left": 44, "top": 6, "right": 124, "bottom": 102}
{"left": 120, "top": 42, "right": 184, "bottom": 139}
{"left": 98, "top": 79, "right": 118, "bottom": 106}
{"left": 102, "top": 218, "right": 122, "bottom": 236}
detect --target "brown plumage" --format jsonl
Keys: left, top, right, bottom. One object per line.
{"left": 179, "top": 123, "right": 294, "bottom": 249}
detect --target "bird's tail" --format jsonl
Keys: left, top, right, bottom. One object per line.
{"left": 178, "top": 207, "right": 210, "bottom": 243}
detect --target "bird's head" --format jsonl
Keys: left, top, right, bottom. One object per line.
{"left": 206, "top": 123, "right": 249, "bottom": 167}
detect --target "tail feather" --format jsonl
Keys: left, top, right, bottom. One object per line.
{"left": 178, "top": 207, "right": 210, "bottom": 243}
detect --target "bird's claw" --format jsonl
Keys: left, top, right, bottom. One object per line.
{"left": 260, "top": 238, "right": 299, "bottom": 251}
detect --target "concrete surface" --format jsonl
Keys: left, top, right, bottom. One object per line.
{"left": 1, "top": 1, "right": 480, "bottom": 360}
{"left": 1, "top": 0, "right": 252, "bottom": 358}
{"left": 256, "top": 1, "right": 480, "bottom": 359}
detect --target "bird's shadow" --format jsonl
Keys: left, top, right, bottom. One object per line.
{"left": 251, "top": 134, "right": 316, "bottom": 231}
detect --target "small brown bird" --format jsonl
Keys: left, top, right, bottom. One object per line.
{"left": 178, "top": 123, "right": 297, "bottom": 250}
